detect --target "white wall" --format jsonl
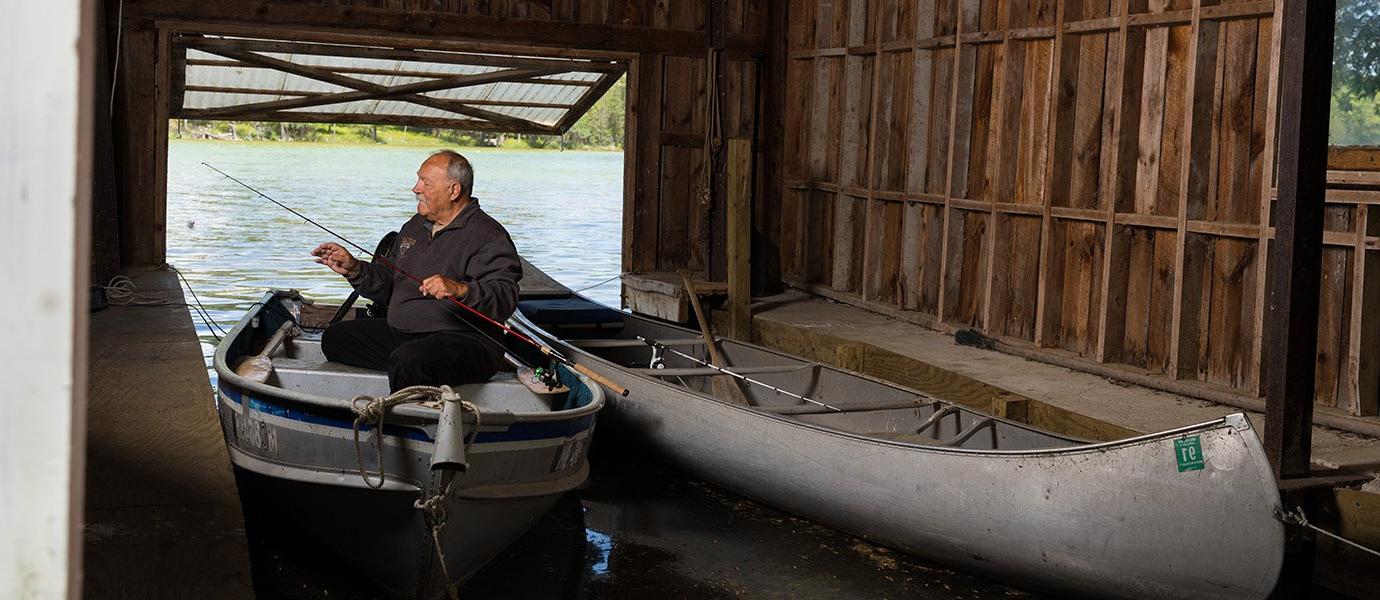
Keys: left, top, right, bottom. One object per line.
{"left": 0, "top": 0, "right": 90, "bottom": 598}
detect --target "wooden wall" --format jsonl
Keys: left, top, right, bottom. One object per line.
{"left": 779, "top": 0, "right": 1380, "bottom": 416}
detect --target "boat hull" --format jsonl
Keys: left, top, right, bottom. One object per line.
{"left": 215, "top": 380, "right": 594, "bottom": 597}
{"left": 520, "top": 321, "right": 1284, "bottom": 600}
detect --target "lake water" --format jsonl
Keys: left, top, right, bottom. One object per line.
{"left": 167, "top": 140, "right": 625, "bottom": 378}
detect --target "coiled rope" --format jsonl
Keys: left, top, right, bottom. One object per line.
{"left": 351, "top": 386, "right": 479, "bottom": 600}
{"left": 350, "top": 385, "right": 480, "bottom": 489}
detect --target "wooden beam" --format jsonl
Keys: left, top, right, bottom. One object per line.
{"left": 1033, "top": 0, "right": 1071, "bottom": 346}
{"left": 114, "top": 24, "right": 168, "bottom": 266}
{"left": 553, "top": 70, "right": 623, "bottom": 132}
{"left": 727, "top": 138, "right": 752, "bottom": 339}
{"left": 181, "top": 86, "right": 577, "bottom": 110}
{"left": 183, "top": 58, "right": 604, "bottom": 85}
{"left": 168, "top": 109, "right": 557, "bottom": 135}
{"left": 1265, "top": 0, "right": 1336, "bottom": 479}
{"left": 180, "top": 35, "right": 623, "bottom": 73}
{"left": 196, "top": 47, "right": 558, "bottom": 132}
{"left": 709, "top": 0, "right": 730, "bottom": 282}
{"left": 1093, "top": 0, "right": 1138, "bottom": 365}
{"left": 128, "top": 1, "right": 765, "bottom": 57}
{"left": 183, "top": 65, "right": 554, "bottom": 119}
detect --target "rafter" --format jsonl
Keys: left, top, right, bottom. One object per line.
{"left": 184, "top": 63, "right": 550, "bottom": 118}
{"left": 180, "top": 35, "right": 622, "bottom": 74}
{"left": 196, "top": 47, "right": 560, "bottom": 132}
{"left": 180, "top": 85, "right": 576, "bottom": 109}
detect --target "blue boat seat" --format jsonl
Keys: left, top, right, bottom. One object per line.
{"left": 518, "top": 296, "right": 625, "bottom": 327}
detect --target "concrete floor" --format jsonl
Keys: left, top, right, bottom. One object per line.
{"left": 750, "top": 291, "right": 1380, "bottom": 474}
{"left": 85, "top": 268, "right": 253, "bottom": 598}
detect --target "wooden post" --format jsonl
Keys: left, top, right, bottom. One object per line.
{"left": 708, "top": 0, "right": 730, "bottom": 281}
{"left": 114, "top": 21, "right": 169, "bottom": 266}
{"left": 1266, "top": 0, "right": 1334, "bottom": 593}
{"left": 728, "top": 138, "right": 752, "bottom": 340}
{"left": 1265, "top": 0, "right": 1335, "bottom": 480}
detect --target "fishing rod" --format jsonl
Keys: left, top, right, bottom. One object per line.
{"left": 636, "top": 336, "right": 842, "bottom": 412}
{"left": 203, "top": 162, "right": 628, "bottom": 397}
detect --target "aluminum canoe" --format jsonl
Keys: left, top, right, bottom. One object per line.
{"left": 511, "top": 266, "right": 1285, "bottom": 600}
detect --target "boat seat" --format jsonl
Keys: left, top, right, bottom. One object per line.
{"left": 518, "top": 297, "right": 625, "bottom": 327}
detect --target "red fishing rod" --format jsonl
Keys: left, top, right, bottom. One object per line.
{"left": 203, "top": 162, "right": 628, "bottom": 396}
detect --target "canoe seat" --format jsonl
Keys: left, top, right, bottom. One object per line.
{"left": 518, "top": 297, "right": 625, "bottom": 327}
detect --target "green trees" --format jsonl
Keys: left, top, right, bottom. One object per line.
{"left": 1332, "top": 0, "right": 1380, "bottom": 145}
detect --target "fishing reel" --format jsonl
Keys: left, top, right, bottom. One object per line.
{"left": 534, "top": 366, "right": 562, "bottom": 391}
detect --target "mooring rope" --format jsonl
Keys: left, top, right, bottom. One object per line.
{"left": 351, "top": 386, "right": 478, "bottom": 599}
{"left": 1276, "top": 506, "right": 1380, "bottom": 559}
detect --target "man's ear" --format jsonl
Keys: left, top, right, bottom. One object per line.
{"left": 451, "top": 182, "right": 464, "bottom": 201}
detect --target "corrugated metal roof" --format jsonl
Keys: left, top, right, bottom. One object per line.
{"left": 173, "top": 36, "right": 623, "bottom": 134}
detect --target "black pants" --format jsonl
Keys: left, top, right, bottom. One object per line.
{"left": 320, "top": 318, "right": 501, "bottom": 392}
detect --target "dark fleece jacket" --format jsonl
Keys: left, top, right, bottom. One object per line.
{"left": 347, "top": 199, "right": 522, "bottom": 334}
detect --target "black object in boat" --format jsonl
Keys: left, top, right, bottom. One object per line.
{"left": 330, "top": 231, "right": 398, "bottom": 325}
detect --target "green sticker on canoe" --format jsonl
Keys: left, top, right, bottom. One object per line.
{"left": 1175, "top": 436, "right": 1205, "bottom": 472}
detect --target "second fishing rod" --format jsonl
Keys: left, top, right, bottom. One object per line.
{"left": 203, "top": 162, "right": 628, "bottom": 397}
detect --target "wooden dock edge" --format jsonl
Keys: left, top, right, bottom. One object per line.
{"left": 749, "top": 317, "right": 1139, "bottom": 442}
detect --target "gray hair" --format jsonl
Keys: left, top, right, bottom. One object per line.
{"left": 430, "top": 149, "right": 474, "bottom": 199}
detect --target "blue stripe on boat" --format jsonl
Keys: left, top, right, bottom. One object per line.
{"left": 219, "top": 385, "right": 594, "bottom": 444}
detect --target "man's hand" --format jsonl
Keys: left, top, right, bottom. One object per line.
{"left": 419, "top": 275, "right": 469, "bottom": 301}
{"left": 312, "top": 242, "right": 360, "bottom": 276}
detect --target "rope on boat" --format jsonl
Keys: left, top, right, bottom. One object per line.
{"left": 350, "top": 385, "right": 481, "bottom": 489}
{"left": 352, "top": 386, "right": 478, "bottom": 600}
{"left": 1276, "top": 506, "right": 1380, "bottom": 559}
{"left": 572, "top": 271, "right": 630, "bottom": 294}
{"left": 636, "top": 336, "right": 843, "bottom": 413}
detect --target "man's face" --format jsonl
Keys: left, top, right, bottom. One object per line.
{"left": 412, "top": 157, "right": 460, "bottom": 220}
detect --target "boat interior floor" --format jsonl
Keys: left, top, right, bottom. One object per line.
{"left": 249, "top": 332, "right": 563, "bottom": 415}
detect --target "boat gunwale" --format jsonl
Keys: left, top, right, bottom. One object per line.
{"left": 515, "top": 296, "right": 1271, "bottom": 460}
{"left": 213, "top": 290, "right": 605, "bottom": 425}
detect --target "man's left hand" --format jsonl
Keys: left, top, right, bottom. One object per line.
{"left": 419, "top": 275, "right": 469, "bottom": 301}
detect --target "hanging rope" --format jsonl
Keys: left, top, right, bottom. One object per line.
{"left": 351, "top": 386, "right": 479, "bottom": 599}
{"left": 1276, "top": 506, "right": 1380, "bottom": 560}
{"left": 417, "top": 475, "right": 461, "bottom": 600}
{"left": 572, "top": 271, "right": 630, "bottom": 294}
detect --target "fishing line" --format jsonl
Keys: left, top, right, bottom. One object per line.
{"left": 202, "top": 163, "right": 629, "bottom": 396}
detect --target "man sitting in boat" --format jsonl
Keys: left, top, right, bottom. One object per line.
{"left": 310, "top": 150, "right": 522, "bottom": 391}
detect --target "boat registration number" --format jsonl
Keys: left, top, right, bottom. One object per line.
{"left": 1174, "top": 436, "right": 1204, "bottom": 472}
{"left": 551, "top": 435, "right": 589, "bottom": 473}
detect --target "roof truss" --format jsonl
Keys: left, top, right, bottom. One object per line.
{"left": 170, "top": 34, "right": 626, "bottom": 135}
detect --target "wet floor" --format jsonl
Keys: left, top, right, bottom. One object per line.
{"left": 240, "top": 434, "right": 1034, "bottom": 599}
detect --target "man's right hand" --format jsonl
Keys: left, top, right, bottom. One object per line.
{"left": 312, "top": 242, "right": 360, "bottom": 277}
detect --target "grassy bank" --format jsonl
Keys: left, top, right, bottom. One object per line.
{"left": 171, "top": 121, "right": 621, "bottom": 151}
